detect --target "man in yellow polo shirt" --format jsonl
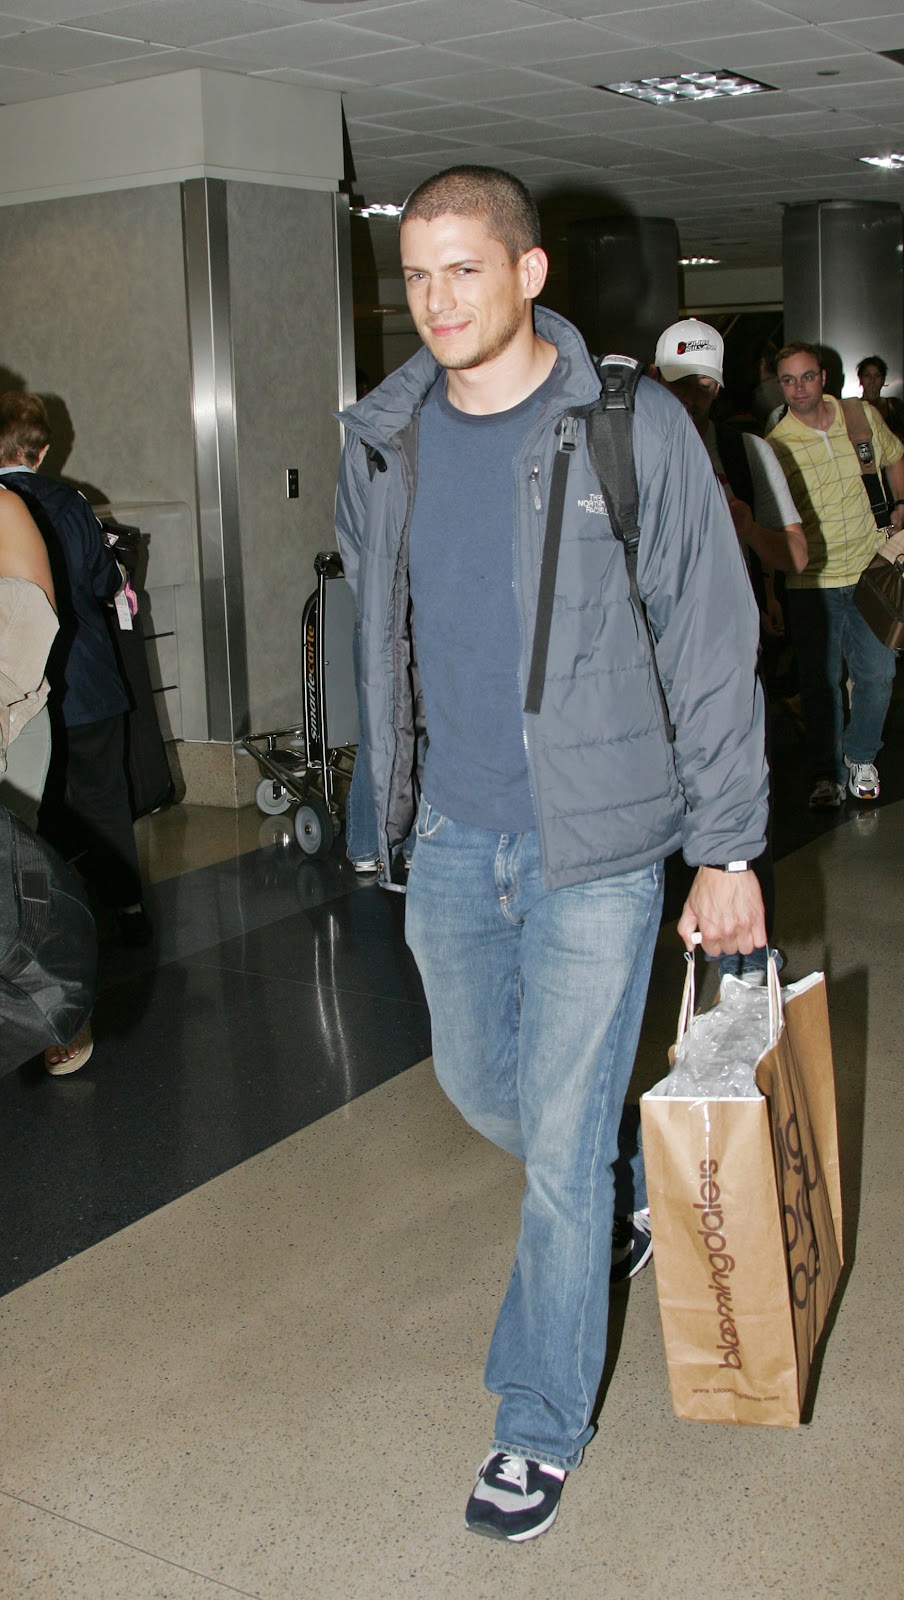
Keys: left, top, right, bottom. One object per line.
{"left": 769, "top": 342, "right": 904, "bottom": 808}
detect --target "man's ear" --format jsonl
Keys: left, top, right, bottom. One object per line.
{"left": 35, "top": 444, "right": 50, "bottom": 469}
{"left": 521, "top": 246, "right": 549, "bottom": 301}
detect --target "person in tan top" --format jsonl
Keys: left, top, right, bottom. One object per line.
{"left": 0, "top": 483, "right": 57, "bottom": 820}
{"left": 0, "top": 483, "right": 94, "bottom": 1074}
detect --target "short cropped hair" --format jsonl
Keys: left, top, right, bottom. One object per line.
{"left": 775, "top": 341, "right": 822, "bottom": 370}
{"left": 857, "top": 354, "right": 888, "bottom": 382}
{"left": 401, "top": 165, "right": 541, "bottom": 263}
{"left": 0, "top": 390, "right": 50, "bottom": 468}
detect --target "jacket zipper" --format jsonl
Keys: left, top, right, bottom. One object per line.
{"left": 528, "top": 460, "right": 542, "bottom": 513}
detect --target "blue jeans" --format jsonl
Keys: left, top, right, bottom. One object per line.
{"left": 787, "top": 586, "right": 896, "bottom": 783}
{"left": 405, "top": 801, "right": 663, "bottom": 1471}
{"left": 346, "top": 622, "right": 380, "bottom": 865}
{"left": 345, "top": 740, "right": 379, "bottom": 864}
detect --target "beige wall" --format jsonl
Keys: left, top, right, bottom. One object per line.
{"left": 0, "top": 183, "right": 208, "bottom": 742}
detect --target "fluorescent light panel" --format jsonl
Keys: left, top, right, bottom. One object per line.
{"left": 679, "top": 256, "right": 721, "bottom": 266}
{"left": 859, "top": 153, "right": 904, "bottom": 170}
{"left": 348, "top": 203, "right": 401, "bottom": 219}
{"left": 601, "top": 71, "right": 775, "bottom": 106}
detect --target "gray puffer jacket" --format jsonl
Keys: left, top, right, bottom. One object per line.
{"left": 336, "top": 308, "right": 768, "bottom": 890}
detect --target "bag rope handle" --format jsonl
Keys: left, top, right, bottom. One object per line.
{"left": 676, "top": 937, "right": 783, "bottom": 1051}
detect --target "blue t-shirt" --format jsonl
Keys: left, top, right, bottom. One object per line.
{"left": 408, "top": 368, "right": 556, "bottom": 831}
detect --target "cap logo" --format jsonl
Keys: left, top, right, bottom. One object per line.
{"left": 677, "top": 339, "right": 715, "bottom": 354}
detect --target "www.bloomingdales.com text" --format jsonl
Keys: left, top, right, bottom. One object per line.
{"left": 696, "top": 1160, "right": 742, "bottom": 1370}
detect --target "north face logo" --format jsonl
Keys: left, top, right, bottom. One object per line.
{"left": 577, "top": 493, "right": 607, "bottom": 515}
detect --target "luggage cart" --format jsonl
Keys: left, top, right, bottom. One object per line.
{"left": 242, "top": 551, "right": 359, "bottom": 858}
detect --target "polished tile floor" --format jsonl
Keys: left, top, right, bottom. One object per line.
{"left": 1, "top": 708, "right": 903, "bottom": 1599}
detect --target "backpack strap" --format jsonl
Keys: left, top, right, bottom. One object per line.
{"left": 585, "top": 354, "right": 644, "bottom": 585}
{"left": 840, "top": 398, "right": 890, "bottom": 525}
{"left": 588, "top": 356, "right": 674, "bottom": 742}
{"left": 524, "top": 355, "right": 674, "bottom": 742}
{"left": 525, "top": 359, "right": 642, "bottom": 716}
{"left": 523, "top": 415, "right": 579, "bottom": 715}
{"left": 840, "top": 397, "right": 875, "bottom": 464}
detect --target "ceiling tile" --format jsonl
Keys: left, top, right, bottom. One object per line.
{"left": 593, "top": 0, "right": 801, "bottom": 48}
{"left": 438, "top": 20, "right": 639, "bottom": 68}
{"left": 747, "top": 50, "right": 904, "bottom": 89}
{"left": 821, "top": 14, "right": 904, "bottom": 50}
{"left": 0, "top": 59, "right": 110, "bottom": 94}
{"left": 332, "top": 0, "right": 590, "bottom": 45}
{"left": 0, "top": 0, "right": 150, "bottom": 19}
{"left": 63, "top": 1, "right": 306, "bottom": 47}
{"left": 0, "top": 22, "right": 163, "bottom": 65}
{"left": 681, "top": 28, "right": 860, "bottom": 70}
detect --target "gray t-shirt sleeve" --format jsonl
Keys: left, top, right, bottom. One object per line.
{"left": 743, "top": 431, "right": 800, "bottom": 528}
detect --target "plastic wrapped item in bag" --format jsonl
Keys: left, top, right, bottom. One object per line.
{"left": 649, "top": 973, "right": 775, "bottom": 1100}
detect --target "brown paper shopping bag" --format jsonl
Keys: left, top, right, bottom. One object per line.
{"left": 640, "top": 959, "right": 843, "bottom": 1427}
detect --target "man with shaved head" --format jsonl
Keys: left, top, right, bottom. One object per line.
{"left": 336, "top": 165, "right": 767, "bottom": 1543}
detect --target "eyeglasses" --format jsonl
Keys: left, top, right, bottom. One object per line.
{"left": 778, "top": 370, "right": 821, "bottom": 387}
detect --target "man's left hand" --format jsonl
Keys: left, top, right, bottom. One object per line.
{"left": 677, "top": 866, "right": 767, "bottom": 956}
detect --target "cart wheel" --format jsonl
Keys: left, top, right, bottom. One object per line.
{"left": 256, "top": 777, "right": 292, "bottom": 816}
{"left": 294, "top": 795, "right": 333, "bottom": 858}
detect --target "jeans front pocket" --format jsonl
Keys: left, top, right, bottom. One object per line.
{"left": 415, "top": 796, "right": 448, "bottom": 840}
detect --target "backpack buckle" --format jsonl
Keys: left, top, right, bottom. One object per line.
{"left": 602, "top": 373, "right": 629, "bottom": 409}
{"left": 558, "top": 415, "right": 580, "bottom": 452}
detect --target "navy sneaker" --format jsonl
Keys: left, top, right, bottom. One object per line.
{"left": 465, "top": 1452, "right": 566, "bottom": 1542}
{"left": 610, "top": 1207, "right": 653, "bottom": 1284}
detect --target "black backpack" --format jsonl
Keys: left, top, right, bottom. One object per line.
{"left": 524, "top": 354, "right": 674, "bottom": 741}
{"left": 0, "top": 804, "right": 97, "bottom": 1073}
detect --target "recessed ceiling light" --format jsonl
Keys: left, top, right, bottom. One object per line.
{"left": 859, "top": 153, "right": 904, "bottom": 170}
{"left": 599, "top": 71, "right": 775, "bottom": 106}
{"left": 679, "top": 256, "right": 721, "bottom": 266}
{"left": 352, "top": 203, "right": 404, "bottom": 219}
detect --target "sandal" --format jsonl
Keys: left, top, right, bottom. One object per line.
{"left": 45, "top": 1022, "right": 94, "bottom": 1076}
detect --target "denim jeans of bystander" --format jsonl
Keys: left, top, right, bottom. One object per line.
{"left": 787, "top": 585, "right": 896, "bottom": 784}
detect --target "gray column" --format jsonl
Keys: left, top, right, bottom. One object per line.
{"left": 782, "top": 201, "right": 904, "bottom": 398}
{"left": 182, "top": 176, "right": 249, "bottom": 743}
{"left": 567, "top": 216, "right": 680, "bottom": 363}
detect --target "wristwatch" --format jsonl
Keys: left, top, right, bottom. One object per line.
{"left": 715, "top": 860, "right": 750, "bottom": 872}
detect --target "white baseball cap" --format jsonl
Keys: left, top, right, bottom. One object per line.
{"left": 654, "top": 318, "right": 724, "bottom": 386}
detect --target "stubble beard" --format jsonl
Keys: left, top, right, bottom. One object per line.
{"left": 789, "top": 393, "right": 822, "bottom": 420}
{"left": 419, "top": 305, "right": 523, "bottom": 371}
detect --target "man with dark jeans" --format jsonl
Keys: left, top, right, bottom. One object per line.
{"left": 336, "top": 166, "right": 767, "bottom": 1542}
{"left": 768, "top": 343, "right": 904, "bottom": 808}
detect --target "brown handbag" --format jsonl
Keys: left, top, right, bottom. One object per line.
{"left": 853, "top": 549, "right": 904, "bottom": 650}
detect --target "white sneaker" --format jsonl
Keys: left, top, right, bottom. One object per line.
{"left": 844, "top": 758, "right": 880, "bottom": 800}
{"left": 808, "top": 779, "right": 845, "bottom": 810}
